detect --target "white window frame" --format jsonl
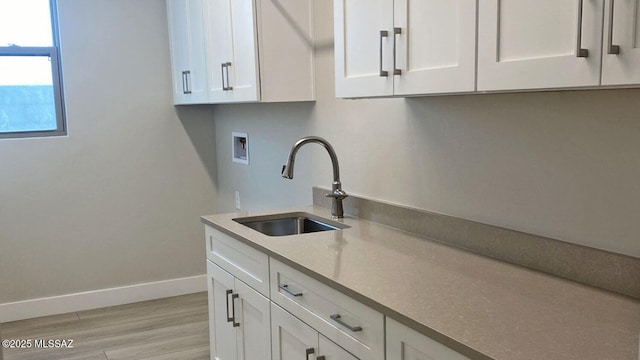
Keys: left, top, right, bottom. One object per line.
{"left": 0, "top": 0, "right": 66, "bottom": 139}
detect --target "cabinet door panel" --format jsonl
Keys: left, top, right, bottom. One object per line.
{"left": 394, "top": 0, "right": 476, "bottom": 95}
{"left": 478, "top": 0, "right": 603, "bottom": 91}
{"left": 319, "top": 335, "right": 359, "bottom": 360}
{"left": 207, "top": 261, "right": 238, "bottom": 360}
{"left": 271, "top": 303, "right": 317, "bottom": 360}
{"left": 205, "top": 0, "right": 233, "bottom": 102}
{"left": 602, "top": 0, "right": 640, "bottom": 85}
{"left": 334, "top": 0, "right": 394, "bottom": 97}
{"left": 226, "top": 0, "right": 260, "bottom": 102}
{"left": 235, "top": 280, "right": 271, "bottom": 360}
{"left": 206, "top": 0, "right": 259, "bottom": 103}
{"left": 167, "top": 0, "right": 208, "bottom": 104}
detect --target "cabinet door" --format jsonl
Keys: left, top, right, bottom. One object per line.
{"left": 234, "top": 280, "right": 271, "bottom": 360}
{"left": 478, "top": 0, "right": 604, "bottom": 91}
{"left": 318, "top": 335, "right": 359, "bottom": 360}
{"left": 386, "top": 318, "right": 470, "bottom": 360}
{"left": 601, "top": 0, "right": 640, "bottom": 85}
{"left": 204, "top": 0, "right": 233, "bottom": 102}
{"left": 271, "top": 303, "right": 318, "bottom": 360}
{"left": 167, "top": 0, "right": 208, "bottom": 104}
{"left": 205, "top": 0, "right": 260, "bottom": 103}
{"left": 207, "top": 261, "right": 238, "bottom": 360}
{"left": 334, "top": 0, "right": 394, "bottom": 97}
{"left": 393, "top": 0, "right": 477, "bottom": 95}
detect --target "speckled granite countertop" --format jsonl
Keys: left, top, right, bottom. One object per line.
{"left": 202, "top": 206, "right": 640, "bottom": 360}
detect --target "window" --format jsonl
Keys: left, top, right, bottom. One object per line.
{"left": 0, "top": 0, "right": 65, "bottom": 139}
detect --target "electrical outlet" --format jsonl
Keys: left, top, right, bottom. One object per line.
{"left": 235, "top": 191, "right": 241, "bottom": 210}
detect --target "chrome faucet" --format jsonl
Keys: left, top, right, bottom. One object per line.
{"left": 282, "top": 136, "right": 348, "bottom": 219}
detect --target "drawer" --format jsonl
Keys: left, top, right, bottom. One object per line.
{"left": 270, "top": 258, "right": 384, "bottom": 360}
{"left": 205, "top": 225, "right": 269, "bottom": 297}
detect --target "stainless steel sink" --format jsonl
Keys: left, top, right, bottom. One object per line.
{"left": 233, "top": 212, "right": 349, "bottom": 236}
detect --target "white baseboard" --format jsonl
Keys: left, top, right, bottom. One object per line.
{"left": 0, "top": 274, "right": 207, "bottom": 323}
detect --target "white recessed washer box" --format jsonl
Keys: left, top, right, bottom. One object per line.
{"left": 232, "top": 132, "right": 249, "bottom": 165}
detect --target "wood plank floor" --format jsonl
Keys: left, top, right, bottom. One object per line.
{"left": 1, "top": 292, "right": 209, "bottom": 360}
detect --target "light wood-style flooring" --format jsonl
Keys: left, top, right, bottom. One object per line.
{"left": 1, "top": 292, "right": 209, "bottom": 360}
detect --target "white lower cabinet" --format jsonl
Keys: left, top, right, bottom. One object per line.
{"left": 205, "top": 224, "right": 464, "bottom": 360}
{"left": 207, "top": 260, "right": 271, "bottom": 360}
{"left": 386, "top": 317, "right": 470, "bottom": 360}
{"left": 272, "top": 303, "right": 359, "bottom": 360}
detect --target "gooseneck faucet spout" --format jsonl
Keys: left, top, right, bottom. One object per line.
{"left": 282, "top": 136, "right": 348, "bottom": 219}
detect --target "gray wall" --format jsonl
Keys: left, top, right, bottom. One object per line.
{"left": 0, "top": 0, "right": 217, "bottom": 304}
{"left": 214, "top": 1, "right": 640, "bottom": 258}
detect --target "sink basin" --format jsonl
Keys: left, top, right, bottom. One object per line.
{"left": 233, "top": 212, "right": 349, "bottom": 236}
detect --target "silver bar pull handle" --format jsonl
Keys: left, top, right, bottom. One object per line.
{"left": 607, "top": 0, "right": 620, "bottom": 54}
{"left": 182, "top": 70, "right": 192, "bottom": 94}
{"left": 221, "top": 63, "right": 226, "bottom": 91}
{"left": 225, "top": 289, "right": 234, "bottom": 323}
{"left": 330, "top": 314, "right": 362, "bottom": 332}
{"left": 279, "top": 284, "right": 303, "bottom": 297}
{"left": 576, "top": 0, "right": 589, "bottom": 57}
{"left": 224, "top": 62, "right": 233, "bottom": 90}
{"left": 393, "top": 27, "right": 402, "bottom": 75}
{"left": 231, "top": 293, "right": 240, "bottom": 327}
{"left": 379, "top": 30, "right": 389, "bottom": 77}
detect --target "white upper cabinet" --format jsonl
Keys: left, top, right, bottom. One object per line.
{"left": 167, "top": 0, "right": 315, "bottom": 104}
{"left": 205, "top": 0, "right": 260, "bottom": 102}
{"left": 601, "top": 0, "right": 640, "bottom": 85}
{"left": 478, "top": 0, "right": 604, "bottom": 91}
{"left": 166, "top": 0, "right": 209, "bottom": 104}
{"left": 334, "top": 0, "right": 477, "bottom": 98}
{"left": 204, "top": 0, "right": 315, "bottom": 103}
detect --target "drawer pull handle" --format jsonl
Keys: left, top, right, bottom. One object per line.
{"left": 279, "top": 284, "right": 303, "bottom": 297}
{"left": 330, "top": 314, "right": 362, "bottom": 332}
{"left": 305, "top": 347, "right": 314, "bottom": 360}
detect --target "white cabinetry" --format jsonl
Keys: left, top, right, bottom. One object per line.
{"left": 601, "top": 0, "right": 640, "bottom": 85}
{"left": 205, "top": 224, "right": 466, "bottom": 360}
{"left": 478, "top": 0, "right": 604, "bottom": 91}
{"left": 207, "top": 261, "right": 271, "bottom": 360}
{"left": 166, "top": 0, "right": 209, "bottom": 104}
{"left": 386, "top": 318, "right": 470, "bottom": 360}
{"left": 334, "top": 0, "right": 477, "bottom": 98}
{"left": 167, "top": 0, "right": 315, "bottom": 104}
{"left": 271, "top": 303, "right": 359, "bottom": 360}
{"left": 205, "top": 226, "right": 271, "bottom": 360}
{"left": 204, "top": 0, "right": 315, "bottom": 103}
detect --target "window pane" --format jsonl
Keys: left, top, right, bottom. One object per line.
{"left": 0, "top": 0, "right": 53, "bottom": 47}
{"left": 0, "top": 56, "right": 57, "bottom": 133}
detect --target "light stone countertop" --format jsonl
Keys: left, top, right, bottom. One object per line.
{"left": 202, "top": 206, "right": 640, "bottom": 360}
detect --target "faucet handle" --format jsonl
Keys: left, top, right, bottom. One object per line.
{"left": 326, "top": 189, "right": 348, "bottom": 200}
